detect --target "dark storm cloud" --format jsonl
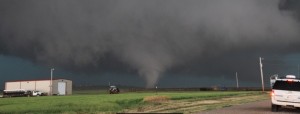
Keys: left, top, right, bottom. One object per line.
{"left": 0, "top": 0, "right": 300, "bottom": 87}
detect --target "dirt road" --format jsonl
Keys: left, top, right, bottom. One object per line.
{"left": 199, "top": 100, "right": 300, "bottom": 114}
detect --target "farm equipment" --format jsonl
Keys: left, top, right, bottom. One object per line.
{"left": 109, "top": 86, "right": 120, "bottom": 94}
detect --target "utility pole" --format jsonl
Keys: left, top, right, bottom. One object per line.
{"left": 155, "top": 86, "right": 158, "bottom": 95}
{"left": 50, "top": 68, "right": 55, "bottom": 96}
{"left": 259, "top": 57, "right": 264, "bottom": 92}
{"left": 236, "top": 72, "right": 239, "bottom": 89}
{"left": 222, "top": 75, "right": 225, "bottom": 88}
{"left": 298, "top": 64, "right": 300, "bottom": 78}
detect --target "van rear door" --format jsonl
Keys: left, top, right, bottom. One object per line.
{"left": 273, "top": 81, "right": 300, "bottom": 103}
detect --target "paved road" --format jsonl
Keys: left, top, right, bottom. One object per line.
{"left": 199, "top": 100, "right": 300, "bottom": 114}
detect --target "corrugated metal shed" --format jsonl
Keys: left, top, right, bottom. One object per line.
{"left": 5, "top": 79, "right": 72, "bottom": 95}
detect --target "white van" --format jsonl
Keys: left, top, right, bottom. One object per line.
{"left": 271, "top": 75, "right": 300, "bottom": 112}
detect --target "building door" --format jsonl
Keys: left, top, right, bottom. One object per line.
{"left": 58, "top": 82, "right": 66, "bottom": 95}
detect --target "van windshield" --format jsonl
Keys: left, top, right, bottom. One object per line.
{"left": 273, "top": 80, "right": 300, "bottom": 91}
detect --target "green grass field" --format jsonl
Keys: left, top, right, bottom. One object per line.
{"left": 0, "top": 91, "right": 268, "bottom": 114}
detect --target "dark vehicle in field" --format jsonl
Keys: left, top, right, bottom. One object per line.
{"left": 109, "top": 86, "right": 120, "bottom": 94}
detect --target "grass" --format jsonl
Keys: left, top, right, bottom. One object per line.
{"left": 0, "top": 91, "right": 268, "bottom": 114}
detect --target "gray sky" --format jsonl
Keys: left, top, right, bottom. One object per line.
{"left": 1, "top": 0, "right": 300, "bottom": 88}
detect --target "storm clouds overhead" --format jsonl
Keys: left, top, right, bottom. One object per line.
{"left": 0, "top": 0, "right": 300, "bottom": 87}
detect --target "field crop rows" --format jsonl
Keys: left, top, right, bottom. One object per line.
{"left": 0, "top": 91, "right": 268, "bottom": 113}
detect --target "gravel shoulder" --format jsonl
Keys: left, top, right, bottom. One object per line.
{"left": 198, "top": 100, "right": 300, "bottom": 114}
{"left": 126, "top": 92, "right": 269, "bottom": 113}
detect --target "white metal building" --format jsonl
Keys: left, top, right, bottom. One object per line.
{"left": 5, "top": 79, "right": 72, "bottom": 95}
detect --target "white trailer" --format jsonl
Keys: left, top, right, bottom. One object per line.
{"left": 3, "top": 89, "right": 44, "bottom": 97}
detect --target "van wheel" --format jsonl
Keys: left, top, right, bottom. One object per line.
{"left": 272, "top": 104, "right": 279, "bottom": 112}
